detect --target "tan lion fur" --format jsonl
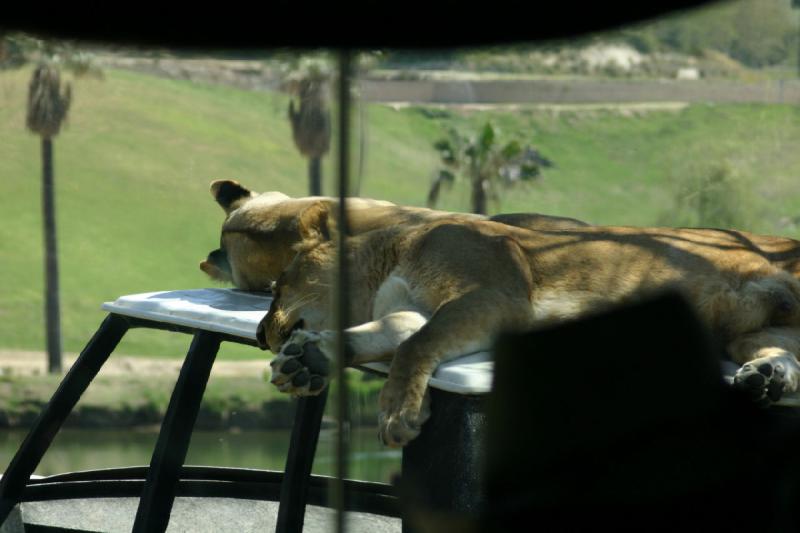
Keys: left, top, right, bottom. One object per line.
{"left": 262, "top": 204, "right": 800, "bottom": 446}
{"left": 200, "top": 179, "right": 588, "bottom": 290}
{"left": 202, "top": 180, "right": 800, "bottom": 447}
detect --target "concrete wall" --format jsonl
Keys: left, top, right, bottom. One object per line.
{"left": 359, "top": 79, "right": 800, "bottom": 104}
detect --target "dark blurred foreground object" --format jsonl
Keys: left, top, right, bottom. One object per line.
{"left": 483, "top": 290, "right": 800, "bottom": 533}
{"left": 1, "top": 1, "right": 714, "bottom": 49}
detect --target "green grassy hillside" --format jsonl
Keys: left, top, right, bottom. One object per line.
{"left": 2, "top": 66, "right": 800, "bottom": 358}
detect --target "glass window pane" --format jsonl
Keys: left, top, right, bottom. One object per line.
{"left": 3, "top": 2, "right": 800, "bottom": 529}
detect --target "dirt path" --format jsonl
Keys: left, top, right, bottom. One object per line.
{"left": 0, "top": 350, "right": 265, "bottom": 378}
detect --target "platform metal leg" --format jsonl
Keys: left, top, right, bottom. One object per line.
{"left": 132, "top": 330, "right": 221, "bottom": 533}
{"left": 400, "top": 389, "right": 487, "bottom": 533}
{"left": 276, "top": 389, "right": 329, "bottom": 533}
{"left": 0, "top": 313, "right": 130, "bottom": 526}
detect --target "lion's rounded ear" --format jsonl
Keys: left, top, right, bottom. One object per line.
{"left": 210, "top": 179, "right": 255, "bottom": 213}
{"left": 296, "top": 201, "right": 337, "bottom": 243}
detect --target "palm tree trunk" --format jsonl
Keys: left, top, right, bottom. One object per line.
{"left": 309, "top": 157, "right": 322, "bottom": 196}
{"left": 41, "top": 137, "right": 62, "bottom": 374}
{"left": 471, "top": 177, "right": 488, "bottom": 215}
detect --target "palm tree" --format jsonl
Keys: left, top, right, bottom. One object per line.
{"left": 26, "top": 61, "right": 71, "bottom": 374}
{"left": 427, "top": 122, "right": 552, "bottom": 215}
{"left": 285, "top": 59, "right": 331, "bottom": 196}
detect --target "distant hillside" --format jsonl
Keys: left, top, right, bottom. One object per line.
{"left": 378, "top": 0, "right": 800, "bottom": 77}
{"left": 0, "top": 66, "right": 447, "bottom": 358}
{"left": 2, "top": 66, "right": 800, "bottom": 357}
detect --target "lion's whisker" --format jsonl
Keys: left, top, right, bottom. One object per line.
{"left": 284, "top": 292, "right": 320, "bottom": 315}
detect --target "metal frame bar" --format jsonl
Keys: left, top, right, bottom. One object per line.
{"left": 334, "top": 47, "right": 354, "bottom": 533}
{"left": 19, "top": 467, "right": 399, "bottom": 517}
{"left": 0, "top": 313, "right": 130, "bottom": 525}
{"left": 132, "top": 329, "right": 222, "bottom": 532}
{"left": 275, "top": 389, "right": 330, "bottom": 533}
{"left": 123, "top": 315, "right": 260, "bottom": 347}
{"left": 0, "top": 312, "right": 386, "bottom": 531}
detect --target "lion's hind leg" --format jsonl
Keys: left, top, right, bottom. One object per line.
{"left": 378, "top": 291, "right": 533, "bottom": 447}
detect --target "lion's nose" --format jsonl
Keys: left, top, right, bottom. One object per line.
{"left": 256, "top": 321, "right": 269, "bottom": 350}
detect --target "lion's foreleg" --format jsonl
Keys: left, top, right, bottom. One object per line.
{"left": 345, "top": 310, "right": 429, "bottom": 364}
{"left": 268, "top": 310, "right": 427, "bottom": 397}
{"left": 727, "top": 327, "right": 800, "bottom": 404}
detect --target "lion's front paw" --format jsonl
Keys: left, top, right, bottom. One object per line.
{"left": 377, "top": 384, "right": 431, "bottom": 448}
{"left": 270, "top": 330, "right": 331, "bottom": 397}
{"left": 733, "top": 360, "right": 786, "bottom": 406}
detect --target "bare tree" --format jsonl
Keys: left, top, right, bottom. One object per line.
{"left": 26, "top": 62, "right": 71, "bottom": 374}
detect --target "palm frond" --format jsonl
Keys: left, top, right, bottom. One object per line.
{"left": 26, "top": 62, "right": 71, "bottom": 138}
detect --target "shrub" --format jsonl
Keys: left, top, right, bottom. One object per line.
{"left": 658, "top": 162, "right": 759, "bottom": 230}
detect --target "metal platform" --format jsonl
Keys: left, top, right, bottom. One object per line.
{"left": 0, "top": 289, "right": 493, "bottom": 533}
{"left": 6, "top": 467, "right": 399, "bottom": 533}
{"left": 2, "top": 288, "right": 788, "bottom": 532}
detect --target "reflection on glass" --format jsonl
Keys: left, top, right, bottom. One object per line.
{"left": 0, "top": 0, "right": 798, "bottom": 516}
{"left": 0, "top": 427, "right": 400, "bottom": 483}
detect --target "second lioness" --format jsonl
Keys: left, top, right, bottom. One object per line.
{"left": 260, "top": 207, "right": 800, "bottom": 447}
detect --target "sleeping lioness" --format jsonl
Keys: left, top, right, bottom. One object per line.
{"left": 200, "top": 179, "right": 589, "bottom": 290}
{"left": 202, "top": 179, "right": 800, "bottom": 291}
{"left": 259, "top": 202, "right": 800, "bottom": 447}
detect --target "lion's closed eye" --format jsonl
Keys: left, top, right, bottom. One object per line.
{"left": 772, "top": 295, "right": 797, "bottom": 323}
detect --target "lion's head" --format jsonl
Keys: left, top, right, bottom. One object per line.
{"left": 201, "top": 179, "right": 332, "bottom": 291}
{"left": 255, "top": 220, "right": 337, "bottom": 351}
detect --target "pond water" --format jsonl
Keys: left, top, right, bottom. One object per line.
{"left": 0, "top": 426, "right": 402, "bottom": 483}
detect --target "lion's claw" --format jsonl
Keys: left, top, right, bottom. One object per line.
{"left": 377, "top": 388, "right": 431, "bottom": 448}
